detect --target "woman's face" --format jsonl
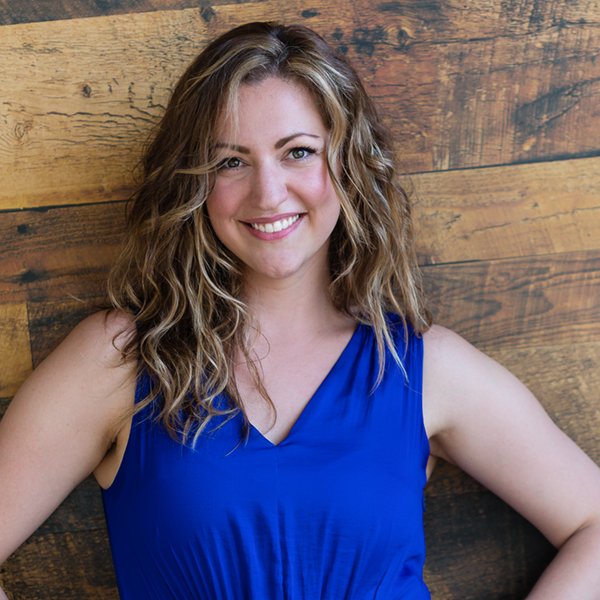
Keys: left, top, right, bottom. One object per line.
{"left": 206, "top": 77, "right": 340, "bottom": 289}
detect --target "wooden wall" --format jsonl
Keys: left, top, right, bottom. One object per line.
{"left": 1, "top": 1, "right": 598, "bottom": 597}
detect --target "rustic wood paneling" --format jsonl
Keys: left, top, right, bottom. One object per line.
{"left": 0, "top": 526, "right": 118, "bottom": 600}
{"left": 2, "top": 1, "right": 598, "bottom": 210}
{"left": 1, "top": 1, "right": 599, "bottom": 599}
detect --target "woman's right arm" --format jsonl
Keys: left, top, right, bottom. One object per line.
{"left": 0, "top": 310, "right": 136, "bottom": 594}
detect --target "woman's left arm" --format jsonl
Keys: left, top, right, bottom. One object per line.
{"left": 423, "top": 325, "right": 600, "bottom": 598}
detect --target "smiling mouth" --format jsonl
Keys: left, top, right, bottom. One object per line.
{"left": 248, "top": 214, "right": 301, "bottom": 234}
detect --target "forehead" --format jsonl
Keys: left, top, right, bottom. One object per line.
{"left": 214, "top": 77, "right": 328, "bottom": 142}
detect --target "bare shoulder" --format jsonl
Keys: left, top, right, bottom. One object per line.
{"left": 63, "top": 308, "right": 136, "bottom": 365}
{"left": 421, "top": 325, "right": 486, "bottom": 441}
{"left": 422, "top": 322, "right": 544, "bottom": 435}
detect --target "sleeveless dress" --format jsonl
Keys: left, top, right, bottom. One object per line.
{"left": 101, "top": 317, "right": 431, "bottom": 599}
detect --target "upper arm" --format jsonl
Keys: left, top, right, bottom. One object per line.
{"left": 423, "top": 324, "right": 600, "bottom": 548}
{"left": 0, "top": 310, "right": 136, "bottom": 565}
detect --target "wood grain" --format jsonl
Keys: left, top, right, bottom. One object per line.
{"left": 1, "top": 1, "right": 598, "bottom": 209}
{"left": 0, "top": 202, "right": 123, "bottom": 304}
{"left": 410, "top": 156, "right": 600, "bottom": 264}
{"left": 0, "top": 303, "right": 32, "bottom": 397}
{"left": 425, "top": 249, "right": 600, "bottom": 349}
{"left": 0, "top": 525, "right": 117, "bottom": 600}
{"left": 0, "top": 1, "right": 599, "bottom": 598}
{"left": 0, "top": 0, "right": 258, "bottom": 26}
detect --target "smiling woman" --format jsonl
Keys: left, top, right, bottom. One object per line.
{"left": 1, "top": 20, "right": 600, "bottom": 600}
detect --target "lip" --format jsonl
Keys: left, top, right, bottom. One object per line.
{"left": 243, "top": 213, "right": 304, "bottom": 240}
{"left": 243, "top": 212, "right": 303, "bottom": 225}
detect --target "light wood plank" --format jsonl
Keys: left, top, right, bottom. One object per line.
{"left": 0, "top": 302, "right": 32, "bottom": 396}
{"left": 410, "top": 156, "right": 600, "bottom": 264}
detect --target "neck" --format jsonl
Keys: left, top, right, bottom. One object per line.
{"left": 242, "top": 269, "right": 344, "bottom": 341}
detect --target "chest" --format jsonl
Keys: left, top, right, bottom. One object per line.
{"left": 235, "top": 324, "right": 358, "bottom": 445}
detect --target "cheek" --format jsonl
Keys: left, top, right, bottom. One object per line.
{"left": 206, "top": 181, "right": 238, "bottom": 225}
{"left": 298, "top": 165, "right": 339, "bottom": 210}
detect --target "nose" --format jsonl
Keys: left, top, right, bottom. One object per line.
{"left": 250, "top": 161, "right": 287, "bottom": 210}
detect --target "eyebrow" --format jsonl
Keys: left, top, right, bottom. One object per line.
{"left": 214, "top": 132, "right": 321, "bottom": 154}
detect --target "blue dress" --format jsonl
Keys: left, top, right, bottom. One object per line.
{"left": 101, "top": 317, "right": 431, "bottom": 599}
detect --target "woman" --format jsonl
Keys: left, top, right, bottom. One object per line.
{"left": 1, "top": 21, "right": 599, "bottom": 599}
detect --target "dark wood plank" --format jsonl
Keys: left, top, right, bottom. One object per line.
{"left": 0, "top": 0, "right": 259, "bottom": 26}
{"left": 0, "top": 525, "right": 117, "bottom": 600}
{"left": 424, "top": 249, "right": 600, "bottom": 350}
{"left": 0, "top": 202, "right": 124, "bottom": 305}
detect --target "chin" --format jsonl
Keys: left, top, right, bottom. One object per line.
{"left": 245, "top": 259, "right": 308, "bottom": 282}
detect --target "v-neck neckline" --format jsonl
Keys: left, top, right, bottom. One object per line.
{"left": 248, "top": 321, "right": 365, "bottom": 448}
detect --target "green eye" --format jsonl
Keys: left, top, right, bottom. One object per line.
{"left": 290, "top": 147, "right": 316, "bottom": 160}
{"left": 219, "top": 157, "right": 243, "bottom": 170}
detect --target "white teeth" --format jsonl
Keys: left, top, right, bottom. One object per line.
{"left": 250, "top": 215, "right": 300, "bottom": 234}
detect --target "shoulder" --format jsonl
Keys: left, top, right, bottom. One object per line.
{"left": 12, "top": 309, "right": 138, "bottom": 446}
{"left": 65, "top": 308, "right": 136, "bottom": 361}
{"left": 422, "top": 324, "right": 532, "bottom": 457}
{"left": 422, "top": 323, "right": 512, "bottom": 402}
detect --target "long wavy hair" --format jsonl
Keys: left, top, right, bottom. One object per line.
{"left": 107, "top": 21, "right": 431, "bottom": 445}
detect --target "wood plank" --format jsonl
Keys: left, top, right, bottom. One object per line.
{"left": 487, "top": 342, "right": 600, "bottom": 462}
{"left": 424, "top": 462, "right": 555, "bottom": 599}
{"left": 424, "top": 249, "right": 600, "bottom": 350}
{"left": 0, "top": 303, "right": 32, "bottom": 396}
{"left": 1, "top": 1, "right": 598, "bottom": 209}
{"left": 0, "top": 0, "right": 257, "bottom": 26}
{"left": 0, "top": 527, "right": 117, "bottom": 600}
{"left": 0, "top": 203, "right": 123, "bottom": 304}
{"left": 410, "top": 156, "right": 600, "bottom": 265}
{"left": 1, "top": 156, "right": 598, "bottom": 308}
